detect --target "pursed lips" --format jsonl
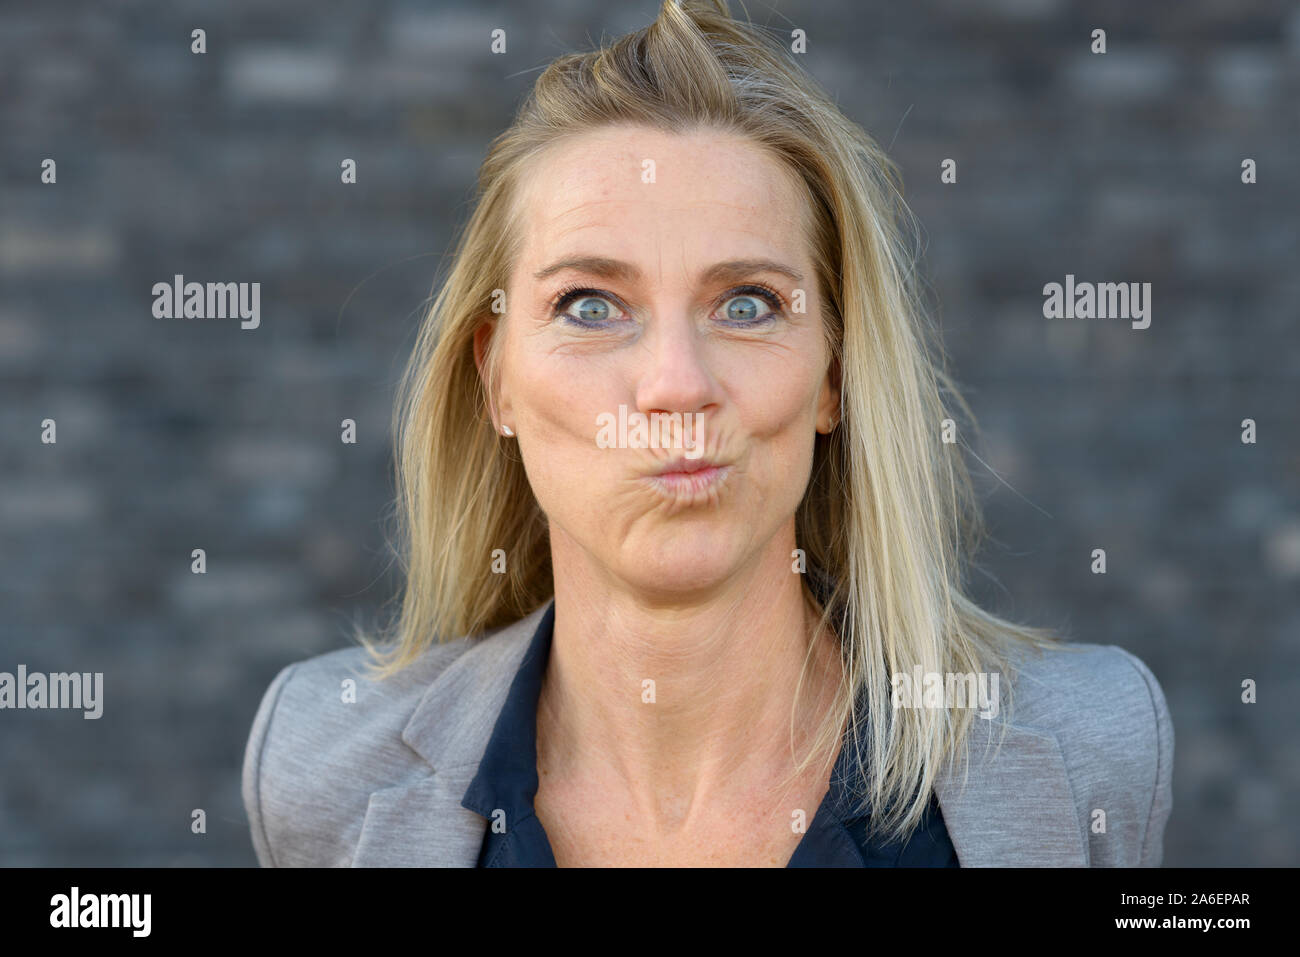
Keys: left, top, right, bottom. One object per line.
{"left": 644, "top": 456, "right": 731, "bottom": 499}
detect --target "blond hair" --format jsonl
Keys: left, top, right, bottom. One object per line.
{"left": 357, "top": 0, "right": 1066, "bottom": 844}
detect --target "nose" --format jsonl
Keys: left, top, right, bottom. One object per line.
{"left": 633, "top": 308, "right": 719, "bottom": 419}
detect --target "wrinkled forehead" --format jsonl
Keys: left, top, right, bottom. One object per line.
{"left": 510, "top": 125, "right": 814, "bottom": 271}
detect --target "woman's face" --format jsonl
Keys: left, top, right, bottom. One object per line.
{"left": 480, "top": 123, "right": 838, "bottom": 597}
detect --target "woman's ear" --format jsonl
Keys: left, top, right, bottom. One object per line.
{"left": 472, "top": 319, "right": 493, "bottom": 380}
{"left": 473, "top": 319, "right": 512, "bottom": 432}
{"left": 816, "top": 355, "right": 842, "bottom": 433}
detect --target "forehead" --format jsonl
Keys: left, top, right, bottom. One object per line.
{"left": 513, "top": 124, "right": 811, "bottom": 268}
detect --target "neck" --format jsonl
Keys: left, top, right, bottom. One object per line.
{"left": 537, "top": 524, "right": 844, "bottom": 829}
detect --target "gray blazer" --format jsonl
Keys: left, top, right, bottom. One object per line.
{"left": 241, "top": 602, "right": 1174, "bottom": 867}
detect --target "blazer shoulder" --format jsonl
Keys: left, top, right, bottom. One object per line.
{"left": 996, "top": 639, "right": 1175, "bottom": 866}
{"left": 240, "top": 635, "right": 474, "bottom": 867}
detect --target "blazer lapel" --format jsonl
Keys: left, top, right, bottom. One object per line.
{"left": 352, "top": 769, "right": 486, "bottom": 867}
{"left": 934, "top": 715, "right": 1088, "bottom": 866}
{"left": 351, "top": 605, "right": 548, "bottom": 867}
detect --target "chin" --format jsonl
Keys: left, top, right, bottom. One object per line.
{"left": 615, "top": 530, "right": 744, "bottom": 599}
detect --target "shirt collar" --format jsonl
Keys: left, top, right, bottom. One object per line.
{"left": 459, "top": 601, "right": 554, "bottom": 821}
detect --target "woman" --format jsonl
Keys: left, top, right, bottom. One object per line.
{"left": 242, "top": 0, "right": 1172, "bottom": 867}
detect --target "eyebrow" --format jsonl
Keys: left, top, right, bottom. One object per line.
{"left": 532, "top": 255, "right": 805, "bottom": 286}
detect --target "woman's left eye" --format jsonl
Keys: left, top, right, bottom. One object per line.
{"left": 718, "top": 287, "right": 782, "bottom": 325}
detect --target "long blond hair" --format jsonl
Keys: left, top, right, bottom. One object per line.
{"left": 357, "top": 0, "right": 1066, "bottom": 843}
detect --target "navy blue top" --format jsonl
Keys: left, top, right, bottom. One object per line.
{"left": 461, "top": 601, "right": 960, "bottom": 867}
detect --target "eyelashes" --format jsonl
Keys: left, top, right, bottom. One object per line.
{"left": 549, "top": 281, "right": 787, "bottom": 329}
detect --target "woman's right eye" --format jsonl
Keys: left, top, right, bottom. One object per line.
{"left": 553, "top": 289, "right": 627, "bottom": 327}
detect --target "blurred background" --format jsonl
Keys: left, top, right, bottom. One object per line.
{"left": 1, "top": 0, "right": 1296, "bottom": 866}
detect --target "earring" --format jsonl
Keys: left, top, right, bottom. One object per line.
{"left": 501, "top": 425, "right": 514, "bottom": 437}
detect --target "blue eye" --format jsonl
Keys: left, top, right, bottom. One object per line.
{"left": 722, "top": 294, "right": 764, "bottom": 323}
{"left": 552, "top": 288, "right": 625, "bottom": 328}
{"left": 718, "top": 285, "right": 784, "bottom": 326}
{"left": 572, "top": 296, "right": 611, "bottom": 323}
